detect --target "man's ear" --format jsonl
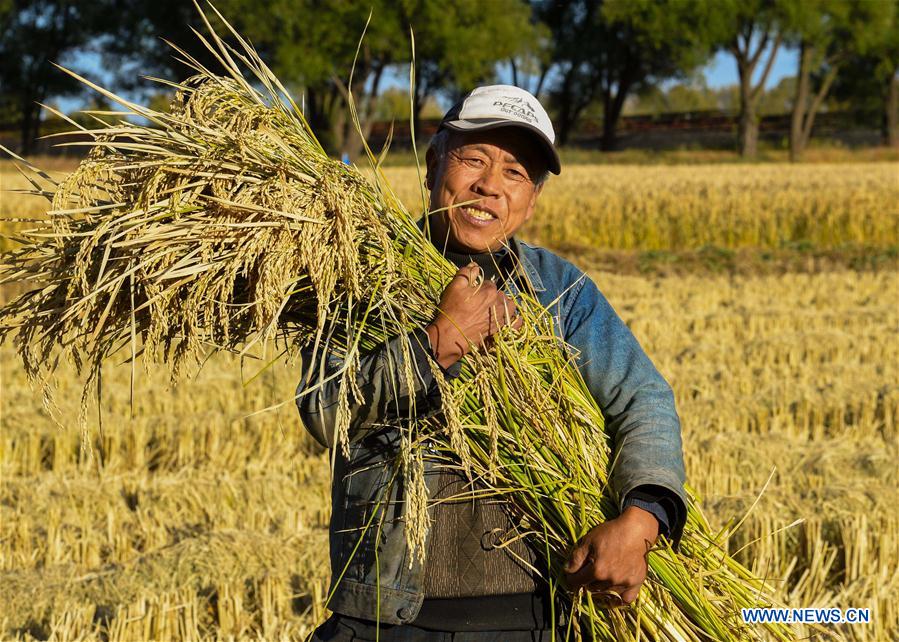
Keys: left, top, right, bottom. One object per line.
{"left": 425, "top": 147, "right": 438, "bottom": 190}
{"left": 524, "top": 181, "right": 544, "bottom": 223}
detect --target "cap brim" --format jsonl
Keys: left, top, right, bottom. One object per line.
{"left": 441, "top": 118, "right": 561, "bottom": 175}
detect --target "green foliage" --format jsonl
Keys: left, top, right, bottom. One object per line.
{"left": 535, "top": 0, "right": 722, "bottom": 147}
{"left": 0, "top": 0, "right": 119, "bottom": 152}
{"left": 758, "top": 76, "right": 795, "bottom": 114}
{"left": 830, "top": 0, "right": 899, "bottom": 107}
{"left": 400, "top": 0, "right": 535, "bottom": 98}
{"left": 393, "top": 0, "right": 537, "bottom": 140}
{"left": 372, "top": 87, "right": 442, "bottom": 122}
{"left": 779, "top": 0, "right": 895, "bottom": 158}
{"left": 627, "top": 80, "right": 739, "bottom": 115}
{"left": 3, "top": 0, "right": 896, "bottom": 156}
{"left": 780, "top": 0, "right": 894, "bottom": 56}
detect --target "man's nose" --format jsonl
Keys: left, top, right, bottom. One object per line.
{"left": 471, "top": 164, "right": 502, "bottom": 198}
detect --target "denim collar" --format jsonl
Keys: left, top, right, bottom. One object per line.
{"left": 511, "top": 238, "right": 546, "bottom": 293}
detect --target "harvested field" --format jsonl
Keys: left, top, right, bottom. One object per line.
{"left": 2, "top": 161, "right": 897, "bottom": 640}
{"left": 3, "top": 266, "right": 895, "bottom": 640}
{"left": 5, "top": 160, "right": 897, "bottom": 254}
{"left": 383, "top": 162, "right": 899, "bottom": 251}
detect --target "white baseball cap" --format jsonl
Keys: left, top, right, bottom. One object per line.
{"left": 438, "top": 84, "right": 561, "bottom": 175}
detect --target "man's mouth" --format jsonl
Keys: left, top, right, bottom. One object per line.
{"left": 458, "top": 205, "right": 498, "bottom": 224}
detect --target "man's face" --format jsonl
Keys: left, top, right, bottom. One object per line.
{"left": 426, "top": 128, "right": 546, "bottom": 253}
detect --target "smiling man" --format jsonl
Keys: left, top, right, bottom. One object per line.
{"left": 300, "top": 85, "right": 687, "bottom": 641}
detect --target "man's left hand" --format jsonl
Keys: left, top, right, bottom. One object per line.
{"left": 563, "top": 506, "right": 659, "bottom": 605}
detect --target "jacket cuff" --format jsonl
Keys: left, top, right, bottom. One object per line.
{"left": 409, "top": 328, "right": 462, "bottom": 380}
{"left": 406, "top": 328, "right": 461, "bottom": 415}
{"left": 623, "top": 493, "right": 671, "bottom": 537}
{"left": 618, "top": 481, "right": 687, "bottom": 548}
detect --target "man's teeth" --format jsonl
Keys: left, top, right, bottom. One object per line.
{"left": 463, "top": 207, "right": 494, "bottom": 221}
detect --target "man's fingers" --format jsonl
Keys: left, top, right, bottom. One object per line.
{"left": 620, "top": 586, "right": 641, "bottom": 605}
{"left": 585, "top": 579, "right": 615, "bottom": 594}
{"left": 563, "top": 543, "right": 589, "bottom": 574}
{"left": 451, "top": 263, "right": 482, "bottom": 289}
{"left": 492, "top": 293, "right": 520, "bottom": 329}
{"left": 565, "top": 560, "right": 601, "bottom": 590}
{"left": 563, "top": 543, "right": 599, "bottom": 589}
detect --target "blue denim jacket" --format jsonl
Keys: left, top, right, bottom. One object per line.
{"left": 296, "top": 236, "right": 687, "bottom": 625}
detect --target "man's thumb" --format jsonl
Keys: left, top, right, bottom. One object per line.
{"left": 564, "top": 544, "right": 588, "bottom": 573}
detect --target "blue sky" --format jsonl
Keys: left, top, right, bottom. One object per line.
{"left": 55, "top": 45, "right": 798, "bottom": 114}
{"left": 704, "top": 48, "right": 797, "bottom": 89}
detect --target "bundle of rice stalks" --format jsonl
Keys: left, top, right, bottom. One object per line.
{"left": 0, "top": 4, "right": 793, "bottom": 640}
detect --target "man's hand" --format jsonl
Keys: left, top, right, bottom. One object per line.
{"left": 563, "top": 506, "right": 660, "bottom": 606}
{"left": 425, "top": 263, "right": 521, "bottom": 370}
{"left": 425, "top": 263, "right": 521, "bottom": 368}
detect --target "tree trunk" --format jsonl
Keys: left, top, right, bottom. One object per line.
{"left": 738, "top": 108, "right": 759, "bottom": 158}
{"left": 554, "top": 68, "right": 577, "bottom": 147}
{"left": 887, "top": 70, "right": 899, "bottom": 149}
{"left": 600, "top": 109, "right": 615, "bottom": 151}
{"left": 304, "top": 87, "right": 323, "bottom": 137}
{"left": 19, "top": 99, "right": 39, "bottom": 156}
{"left": 737, "top": 66, "right": 759, "bottom": 158}
{"left": 790, "top": 43, "right": 811, "bottom": 162}
{"left": 792, "top": 43, "right": 840, "bottom": 163}
{"left": 556, "top": 103, "right": 574, "bottom": 146}
{"left": 732, "top": 33, "right": 781, "bottom": 159}
{"left": 534, "top": 64, "right": 549, "bottom": 99}
{"left": 798, "top": 64, "right": 839, "bottom": 157}
{"left": 600, "top": 77, "right": 631, "bottom": 152}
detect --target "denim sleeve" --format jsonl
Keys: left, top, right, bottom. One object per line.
{"left": 623, "top": 495, "right": 670, "bottom": 536}
{"left": 562, "top": 275, "right": 687, "bottom": 545}
{"left": 623, "top": 484, "right": 688, "bottom": 543}
{"left": 296, "top": 329, "right": 461, "bottom": 449}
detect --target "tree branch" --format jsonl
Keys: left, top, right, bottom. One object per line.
{"left": 748, "top": 31, "right": 770, "bottom": 75}
{"left": 752, "top": 32, "right": 782, "bottom": 100}
{"left": 802, "top": 63, "right": 840, "bottom": 143}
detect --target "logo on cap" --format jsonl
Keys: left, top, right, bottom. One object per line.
{"left": 493, "top": 96, "right": 538, "bottom": 124}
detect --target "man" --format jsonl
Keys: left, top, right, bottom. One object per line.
{"left": 299, "top": 85, "right": 687, "bottom": 641}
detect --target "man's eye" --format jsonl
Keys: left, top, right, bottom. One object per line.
{"left": 464, "top": 157, "right": 485, "bottom": 166}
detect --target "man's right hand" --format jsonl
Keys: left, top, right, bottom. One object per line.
{"left": 424, "top": 263, "right": 521, "bottom": 370}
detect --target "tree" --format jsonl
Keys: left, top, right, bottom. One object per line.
{"left": 600, "top": 1, "right": 724, "bottom": 149}
{"left": 530, "top": 0, "right": 601, "bottom": 146}
{"left": 534, "top": 0, "right": 720, "bottom": 149}
{"left": 712, "top": 0, "right": 788, "bottom": 158}
{"left": 507, "top": 19, "right": 554, "bottom": 98}
{"left": 0, "top": 0, "right": 117, "bottom": 154}
{"left": 827, "top": 0, "right": 899, "bottom": 148}
{"left": 372, "top": 87, "right": 442, "bottom": 121}
{"left": 100, "top": 1, "right": 538, "bottom": 155}
{"left": 97, "top": 1, "right": 404, "bottom": 157}
{"left": 398, "top": 0, "right": 536, "bottom": 141}
{"left": 784, "top": 0, "right": 894, "bottom": 161}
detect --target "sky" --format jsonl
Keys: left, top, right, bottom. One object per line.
{"left": 704, "top": 48, "right": 797, "bottom": 89}
{"left": 54, "top": 45, "right": 799, "bottom": 115}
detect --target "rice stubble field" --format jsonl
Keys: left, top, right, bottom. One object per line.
{"left": 1, "top": 160, "right": 897, "bottom": 641}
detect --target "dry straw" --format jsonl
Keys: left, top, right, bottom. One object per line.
{"left": 0, "top": 3, "right": 795, "bottom": 640}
